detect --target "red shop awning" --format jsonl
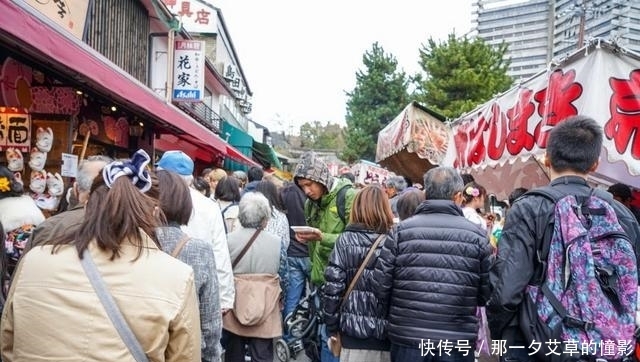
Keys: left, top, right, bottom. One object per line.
{"left": 156, "top": 133, "right": 260, "bottom": 168}
{"left": 0, "top": 1, "right": 228, "bottom": 156}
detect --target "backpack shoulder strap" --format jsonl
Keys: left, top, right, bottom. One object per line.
{"left": 522, "top": 186, "right": 565, "bottom": 205}
{"left": 336, "top": 185, "right": 352, "bottom": 225}
{"left": 522, "top": 186, "right": 565, "bottom": 285}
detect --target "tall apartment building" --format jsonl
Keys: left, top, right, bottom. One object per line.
{"left": 473, "top": 0, "right": 640, "bottom": 82}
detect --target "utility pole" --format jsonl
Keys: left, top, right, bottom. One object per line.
{"left": 577, "top": 0, "right": 586, "bottom": 47}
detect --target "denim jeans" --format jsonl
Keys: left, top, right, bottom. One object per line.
{"left": 391, "top": 343, "right": 475, "bottom": 362}
{"left": 319, "top": 323, "right": 339, "bottom": 362}
{"left": 283, "top": 256, "right": 311, "bottom": 319}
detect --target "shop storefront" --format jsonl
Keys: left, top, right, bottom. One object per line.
{"left": 0, "top": 1, "right": 248, "bottom": 213}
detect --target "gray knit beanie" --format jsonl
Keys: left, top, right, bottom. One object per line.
{"left": 293, "top": 151, "right": 332, "bottom": 190}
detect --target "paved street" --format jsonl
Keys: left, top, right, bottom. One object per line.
{"left": 270, "top": 342, "right": 499, "bottom": 362}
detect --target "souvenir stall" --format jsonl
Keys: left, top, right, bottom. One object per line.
{"left": 375, "top": 101, "right": 450, "bottom": 184}
{"left": 0, "top": 52, "right": 155, "bottom": 214}
{"left": 0, "top": 1, "right": 238, "bottom": 216}
{"left": 441, "top": 39, "right": 640, "bottom": 201}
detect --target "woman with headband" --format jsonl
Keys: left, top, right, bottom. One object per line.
{"left": 0, "top": 150, "right": 201, "bottom": 362}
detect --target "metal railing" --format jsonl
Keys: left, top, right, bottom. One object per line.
{"left": 175, "top": 101, "right": 221, "bottom": 134}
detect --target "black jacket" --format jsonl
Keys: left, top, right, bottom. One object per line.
{"left": 280, "top": 182, "right": 308, "bottom": 257}
{"left": 486, "top": 176, "right": 640, "bottom": 338}
{"left": 323, "top": 224, "right": 390, "bottom": 351}
{"left": 374, "top": 200, "right": 493, "bottom": 347}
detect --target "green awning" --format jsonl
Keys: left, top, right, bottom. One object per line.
{"left": 221, "top": 121, "right": 253, "bottom": 171}
{"left": 252, "top": 141, "right": 282, "bottom": 169}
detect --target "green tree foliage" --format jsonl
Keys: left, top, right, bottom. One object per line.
{"left": 416, "top": 34, "right": 513, "bottom": 119}
{"left": 343, "top": 42, "right": 409, "bottom": 163}
{"left": 299, "top": 121, "right": 345, "bottom": 151}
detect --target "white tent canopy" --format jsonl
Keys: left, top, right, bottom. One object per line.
{"left": 376, "top": 101, "right": 450, "bottom": 184}
{"left": 441, "top": 39, "right": 640, "bottom": 200}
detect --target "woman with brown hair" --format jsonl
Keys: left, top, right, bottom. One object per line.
{"left": 323, "top": 185, "right": 393, "bottom": 362}
{"left": 215, "top": 175, "right": 242, "bottom": 233}
{"left": 1, "top": 150, "right": 201, "bottom": 362}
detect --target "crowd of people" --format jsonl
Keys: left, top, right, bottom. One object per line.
{"left": 0, "top": 114, "right": 639, "bottom": 362}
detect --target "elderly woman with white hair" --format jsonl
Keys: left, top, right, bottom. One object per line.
{"left": 223, "top": 191, "right": 285, "bottom": 362}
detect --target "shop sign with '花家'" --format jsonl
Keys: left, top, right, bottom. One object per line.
{"left": 172, "top": 40, "right": 205, "bottom": 102}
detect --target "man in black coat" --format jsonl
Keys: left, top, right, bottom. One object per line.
{"left": 375, "top": 166, "right": 493, "bottom": 362}
{"left": 487, "top": 115, "right": 640, "bottom": 362}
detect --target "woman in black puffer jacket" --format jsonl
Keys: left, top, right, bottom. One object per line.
{"left": 323, "top": 185, "right": 394, "bottom": 362}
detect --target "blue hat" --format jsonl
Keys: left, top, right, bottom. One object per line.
{"left": 156, "top": 150, "right": 194, "bottom": 176}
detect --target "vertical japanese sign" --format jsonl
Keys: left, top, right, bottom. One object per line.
{"left": 172, "top": 40, "right": 205, "bottom": 102}
{"left": 25, "top": 0, "right": 90, "bottom": 39}
{"left": 0, "top": 108, "right": 31, "bottom": 152}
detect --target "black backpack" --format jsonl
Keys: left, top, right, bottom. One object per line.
{"left": 336, "top": 185, "right": 353, "bottom": 225}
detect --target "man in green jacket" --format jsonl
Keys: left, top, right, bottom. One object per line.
{"left": 293, "top": 151, "right": 357, "bottom": 362}
{"left": 293, "top": 151, "right": 357, "bottom": 286}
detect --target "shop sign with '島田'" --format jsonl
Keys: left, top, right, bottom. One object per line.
{"left": 172, "top": 40, "right": 205, "bottom": 102}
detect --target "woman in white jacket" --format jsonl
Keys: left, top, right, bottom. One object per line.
{"left": 0, "top": 166, "right": 45, "bottom": 295}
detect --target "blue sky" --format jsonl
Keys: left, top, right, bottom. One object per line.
{"left": 213, "top": 0, "right": 473, "bottom": 133}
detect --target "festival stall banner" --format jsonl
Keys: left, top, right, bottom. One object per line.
{"left": 0, "top": 108, "right": 31, "bottom": 152}
{"left": 351, "top": 160, "right": 395, "bottom": 186}
{"left": 376, "top": 101, "right": 450, "bottom": 166}
{"left": 441, "top": 41, "right": 640, "bottom": 193}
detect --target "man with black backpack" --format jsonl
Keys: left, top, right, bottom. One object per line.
{"left": 487, "top": 115, "right": 640, "bottom": 362}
